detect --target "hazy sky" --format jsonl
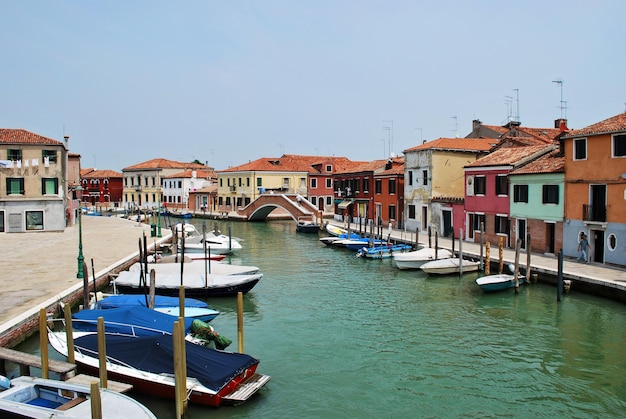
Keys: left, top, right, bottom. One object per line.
{"left": 2, "top": 1, "right": 624, "bottom": 171}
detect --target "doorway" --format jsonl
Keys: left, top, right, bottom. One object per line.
{"left": 516, "top": 219, "right": 527, "bottom": 250}
{"left": 545, "top": 222, "right": 555, "bottom": 254}
{"left": 591, "top": 229, "right": 605, "bottom": 263}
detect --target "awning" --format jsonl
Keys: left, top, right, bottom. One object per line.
{"left": 337, "top": 199, "right": 353, "bottom": 210}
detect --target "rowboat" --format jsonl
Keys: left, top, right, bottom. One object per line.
{"left": 475, "top": 273, "right": 525, "bottom": 292}
{"left": 0, "top": 375, "right": 156, "bottom": 418}
{"left": 393, "top": 247, "right": 453, "bottom": 270}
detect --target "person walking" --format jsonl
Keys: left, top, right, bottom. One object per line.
{"left": 577, "top": 233, "right": 591, "bottom": 263}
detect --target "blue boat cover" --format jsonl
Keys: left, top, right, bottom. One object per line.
{"left": 72, "top": 306, "right": 195, "bottom": 336}
{"left": 73, "top": 334, "right": 259, "bottom": 392}
{"left": 94, "top": 294, "right": 208, "bottom": 309}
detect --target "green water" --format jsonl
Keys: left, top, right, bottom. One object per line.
{"left": 18, "top": 219, "right": 626, "bottom": 418}
{"left": 135, "top": 219, "right": 626, "bottom": 418}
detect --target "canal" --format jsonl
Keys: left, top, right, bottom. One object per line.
{"left": 18, "top": 218, "right": 626, "bottom": 417}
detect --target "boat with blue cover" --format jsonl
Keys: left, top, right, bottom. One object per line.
{"left": 356, "top": 244, "right": 412, "bottom": 259}
{"left": 92, "top": 294, "right": 220, "bottom": 322}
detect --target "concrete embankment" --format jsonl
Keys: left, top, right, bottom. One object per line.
{"left": 0, "top": 216, "right": 172, "bottom": 347}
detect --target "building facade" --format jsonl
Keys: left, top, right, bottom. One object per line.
{"left": 562, "top": 112, "right": 626, "bottom": 266}
{"left": 0, "top": 129, "right": 69, "bottom": 232}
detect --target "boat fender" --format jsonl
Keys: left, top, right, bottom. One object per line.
{"left": 0, "top": 375, "right": 10, "bottom": 390}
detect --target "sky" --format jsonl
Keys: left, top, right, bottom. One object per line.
{"left": 2, "top": 1, "right": 625, "bottom": 172}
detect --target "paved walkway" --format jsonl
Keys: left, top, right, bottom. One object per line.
{"left": 0, "top": 216, "right": 172, "bottom": 344}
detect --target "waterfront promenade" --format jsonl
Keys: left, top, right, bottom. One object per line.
{"left": 335, "top": 220, "right": 626, "bottom": 300}
{"left": 0, "top": 216, "right": 172, "bottom": 346}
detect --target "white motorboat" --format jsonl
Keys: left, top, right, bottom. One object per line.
{"left": 420, "top": 258, "right": 481, "bottom": 275}
{"left": 393, "top": 247, "right": 453, "bottom": 270}
{"left": 113, "top": 270, "right": 263, "bottom": 298}
{"left": 0, "top": 375, "right": 156, "bottom": 418}
{"left": 174, "top": 223, "right": 243, "bottom": 255}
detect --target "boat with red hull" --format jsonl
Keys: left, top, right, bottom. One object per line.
{"left": 48, "top": 331, "right": 270, "bottom": 407}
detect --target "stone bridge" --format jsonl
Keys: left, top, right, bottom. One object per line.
{"left": 236, "top": 194, "right": 322, "bottom": 223}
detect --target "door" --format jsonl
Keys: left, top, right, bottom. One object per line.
{"left": 591, "top": 229, "right": 604, "bottom": 263}
{"left": 590, "top": 184, "right": 607, "bottom": 221}
{"left": 467, "top": 213, "right": 475, "bottom": 240}
{"left": 546, "top": 222, "right": 555, "bottom": 254}
{"left": 443, "top": 209, "right": 453, "bottom": 237}
{"left": 517, "top": 219, "right": 527, "bottom": 250}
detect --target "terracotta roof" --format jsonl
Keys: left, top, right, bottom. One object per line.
{"left": 510, "top": 149, "right": 564, "bottom": 175}
{"left": 82, "top": 169, "right": 123, "bottom": 178}
{"left": 81, "top": 168, "right": 95, "bottom": 176}
{"left": 515, "top": 126, "right": 564, "bottom": 143}
{"left": 123, "top": 158, "right": 207, "bottom": 171}
{"left": 219, "top": 154, "right": 357, "bottom": 174}
{"left": 563, "top": 112, "right": 626, "bottom": 138}
{"left": 465, "top": 144, "right": 557, "bottom": 168}
{"left": 404, "top": 138, "right": 497, "bottom": 153}
{"left": 336, "top": 157, "right": 404, "bottom": 175}
{"left": 190, "top": 184, "right": 218, "bottom": 194}
{"left": 163, "top": 169, "right": 216, "bottom": 179}
{"left": 0, "top": 129, "right": 63, "bottom": 146}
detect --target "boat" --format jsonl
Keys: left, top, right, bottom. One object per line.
{"left": 150, "top": 253, "right": 227, "bottom": 262}
{"left": 336, "top": 238, "right": 385, "bottom": 250}
{"left": 356, "top": 244, "right": 413, "bottom": 259}
{"left": 420, "top": 258, "right": 481, "bottom": 275}
{"left": 475, "top": 274, "right": 525, "bottom": 292}
{"left": 113, "top": 271, "right": 263, "bottom": 298}
{"left": 48, "top": 331, "right": 271, "bottom": 407}
{"left": 175, "top": 224, "right": 243, "bottom": 255}
{"left": 127, "top": 259, "right": 260, "bottom": 276}
{"left": 170, "top": 210, "right": 193, "bottom": 219}
{"left": 0, "top": 375, "right": 156, "bottom": 418}
{"left": 324, "top": 223, "right": 349, "bottom": 237}
{"left": 92, "top": 294, "right": 220, "bottom": 323}
{"left": 392, "top": 247, "right": 453, "bottom": 270}
{"left": 73, "top": 306, "right": 196, "bottom": 336}
{"left": 296, "top": 218, "right": 320, "bottom": 233}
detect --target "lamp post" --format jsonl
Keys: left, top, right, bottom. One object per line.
{"left": 76, "top": 185, "right": 84, "bottom": 279}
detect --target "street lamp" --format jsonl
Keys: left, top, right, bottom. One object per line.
{"left": 76, "top": 185, "right": 84, "bottom": 279}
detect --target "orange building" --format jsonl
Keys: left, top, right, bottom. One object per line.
{"left": 562, "top": 112, "right": 626, "bottom": 266}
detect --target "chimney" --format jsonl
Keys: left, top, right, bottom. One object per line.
{"left": 472, "top": 119, "right": 482, "bottom": 136}
{"left": 555, "top": 118, "right": 568, "bottom": 131}
{"left": 63, "top": 135, "right": 69, "bottom": 150}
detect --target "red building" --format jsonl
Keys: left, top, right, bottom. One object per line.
{"left": 334, "top": 157, "right": 405, "bottom": 228}
{"left": 80, "top": 168, "right": 123, "bottom": 209}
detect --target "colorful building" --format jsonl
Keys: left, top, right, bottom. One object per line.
{"left": 562, "top": 112, "right": 626, "bottom": 266}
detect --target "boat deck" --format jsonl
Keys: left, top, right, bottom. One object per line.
{"left": 222, "top": 373, "right": 271, "bottom": 403}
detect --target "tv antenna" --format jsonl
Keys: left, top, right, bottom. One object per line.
{"left": 552, "top": 79, "right": 567, "bottom": 119}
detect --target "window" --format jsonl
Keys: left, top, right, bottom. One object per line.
{"left": 311, "top": 196, "right": 317, "bottom": 205}
{"left": 496, "top": 175, "right": 508, "bottom": 196}
{"left": 326, "top": 165, "right": 332, "bottom": 172}
{"left": 283, "top": 178, "right": 290, "bottom": 187}
{"left": 513, "top": 185, "right": 528, "bottom": 203}
{"left": 375, "top": 179, "right": 382, "bottom": 194}
{"left": 474, "top": 176, "right": 486, "bottom": 195}
{"left": 7, "top": 149, "right": 22, "bottom": 161}
{"left": 247, "top": 178, "right": 250, "bottom": 187}
{"left": 389, "top": 179, "right": 396, "bottom": 194}
{"left": 574, "top": 138, "right": 587, "bottom": 160}
{"left": 542, "top": 185, "right": 559, "bottom": 204}
{"left": 6, "top": 178, "right": 24, "bottom": 195}
{"left": 300, "top": 178, "right": 306, "bottom": 187}
{"left": 495, "top": 215, "right": 508, "bottom": 234}
{"left": 42, "top": 150, "right": 57, "bottom": 163}
{"left": 613, "top": 134, "right": 626, "bottom": 157}
{"left": 408, "top": 171, "right": 413, "bottom": 186}
{"left": 363, "top": 178, "right": 369, "bottom": 193}
{"left": 408, "top": 205, "right": 416, "bottom": 219}
{"left": 326, "top": 196, "right": 332, "bottom": 205}
{"left": 238, "top": 178, "right": 242, "bottom": 187}
{"left": 326, "top": 178, "right": 332, "bottom": 188}
{"left": 257, "top": 177, "right": 263, "bottom": 187}
{"left": 388, "top": 205, "right": 396, "bottom": 220}
{"left": 41, "top": 178, "right": 58, "bottom": 195}
{"left": 423, "top": 170, "right": 428, "bottom": 186}
{"left": 26, "top": 210, "right": 44, "bottom": 230}
{"left": 473, "top": 213, "right": 486, "bottom": 231}
{"left": 311, "top": 178, "right": 318, "bottom": 188}
{"left": 0, "top": 210, "right": 4, "bottom": 232}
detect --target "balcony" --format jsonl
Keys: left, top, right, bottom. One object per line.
{"left": 229, "top": 185, "right": 237, "bottom": 192}
{"left": 133, "top": 185, "right": 142, "bottom": 191}
{"left": 583, "top": 204, "right": 606, "bottom": 222}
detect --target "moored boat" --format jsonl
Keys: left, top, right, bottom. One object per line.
{"left": 475, "top": 273, "right": 525, "bottom": 292}
{"left": 420, "top": 258, "right": 481, "bottom": 275}
{"left": 48, "top": 331, "right": 270, "bottom": 408}
{"left": 0, "top": 375, "right": 156, "bottom": 418}
{"left": 393, "top": 247, "right": 453, "bottom": 270}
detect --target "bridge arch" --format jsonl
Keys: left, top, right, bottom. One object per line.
{"left": 236, "top": 194, "right": 321, "bottom": 223}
